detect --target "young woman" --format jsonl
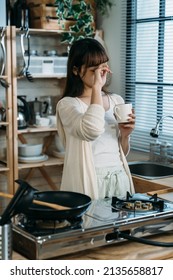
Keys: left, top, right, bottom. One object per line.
{"left": 56, "top": 38, "right": 135, "bottom": 199}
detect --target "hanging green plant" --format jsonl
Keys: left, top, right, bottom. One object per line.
{"left": 54, "top": 0, "right": 113, "bottom": 45}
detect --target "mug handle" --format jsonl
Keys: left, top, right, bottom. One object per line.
{"left": 114, "top": 107, "right": 121, "bottom": 120}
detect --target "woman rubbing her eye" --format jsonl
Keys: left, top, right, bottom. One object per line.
{"left": 56, "top": 38, "right": 135, "bottom": 199}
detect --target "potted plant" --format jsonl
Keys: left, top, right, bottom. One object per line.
{"left": 54, "top": 0, "right": 113, "bottom": 44}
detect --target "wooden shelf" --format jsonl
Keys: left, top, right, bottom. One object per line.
{"left": 0, "top": 161, "right": 9, "bottom": 172}
{"left": 17, "top": 74, "right": 66, "bottom": 79}
{"left": 18, "top": 156, "right": 63, "bottom": 170}
{"left": 17, "top": 127, "right": 57, "bottom": 134}
{"left": 16, "top": 28, "right": 72, "bottom": 36}
{"left": 0, "top": 122, "right": 9, "bottom": 126}
{"left": 0, "top": 167, "right": 9, "bottom": 172}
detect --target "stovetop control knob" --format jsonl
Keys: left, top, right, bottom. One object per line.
{"left": 90, "top": 238, "right": 94, "bottom": 245}
{"left": 90, "top": 235, "right": 105, "bottom": 246}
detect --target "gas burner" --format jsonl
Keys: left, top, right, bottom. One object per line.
{"left": 25, "top": 219, "right": 71, "bottom": 230}
{"left": 124, "top": 201, "right": 153, "bottom": 211}
{"left": 111, "top": 192, "right": 165, "bottom": 212}
{"left": 16, "top": 214, "right": 82, "bottom": 236}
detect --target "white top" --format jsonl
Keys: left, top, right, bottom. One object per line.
{"left": 56, "top": 93, "right": 134, "bottom": 199}
{"left": 92, "top": 97, "right": 123, "bottom": 168}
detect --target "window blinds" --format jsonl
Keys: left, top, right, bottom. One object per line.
{"left": 121, "top": 0, "right": 173, "bottom": 152}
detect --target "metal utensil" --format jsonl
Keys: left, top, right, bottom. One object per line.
{"left": 25, "top": 32, "right": 33, "bottom": 82}
{"left": 0, "top": 77, "right": 9, "bottom": 88}
{"left": 18, "top": 32, "right": 26, "bottom": 76}
{"left": 0, "top": 27, "right": 10, "bottom": 88}
{"left": 18, "top": 29, "right": 33, "bottom": 82}
{"left": 0, "top": 223, "right": 12, "bottom": 260}
{"left": 0, "top": 27, "right": 6, "bottom": 76}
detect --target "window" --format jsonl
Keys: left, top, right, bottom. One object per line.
{"left": 122, "top": 0, "right": 173, "bottom": 152}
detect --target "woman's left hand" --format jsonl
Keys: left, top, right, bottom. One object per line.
{"left": 118, "top": 109, "right": 136, "bottom": 138}
{"left": 118, "top": 109, "right": 135, "bottom": 155}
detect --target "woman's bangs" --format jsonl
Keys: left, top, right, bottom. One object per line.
{"left": 84, "top": 51, "right": 109, "bottom": 67}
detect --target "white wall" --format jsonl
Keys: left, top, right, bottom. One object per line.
{"left": 97, "top": 0, "right": 124, "bottom": 98}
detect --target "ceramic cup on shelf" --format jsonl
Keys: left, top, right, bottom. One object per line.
{"left": 114, "top": 103, "right": 132, "bottom": 123}
{"left": 36, "top": 116, "right": 50, "bottom": 127}
{"left": 47, "top": 115, "right": 56, "bottom": 127}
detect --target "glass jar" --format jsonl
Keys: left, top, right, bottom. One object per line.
{"left": 160, "top": 141, "right": 172, "bottom": 164}
{"left": 149, "top": 139, "right": 160, "bottom": 162}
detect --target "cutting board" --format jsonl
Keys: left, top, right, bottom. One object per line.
{"left": 147, "top": 188, "right": 173, "bottom": 202}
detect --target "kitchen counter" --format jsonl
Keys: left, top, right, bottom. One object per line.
{"left": 12, "top": 231, "right": 173, "bottom": 260}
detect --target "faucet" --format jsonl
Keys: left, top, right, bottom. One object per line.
{"left": 150, "top": 115, "right": 173, "bottom": 138}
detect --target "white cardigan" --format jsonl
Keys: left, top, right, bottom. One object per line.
{"left": 56, "top": 94, "right": 134, "bottom": 199}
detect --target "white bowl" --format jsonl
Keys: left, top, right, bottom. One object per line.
{"left": 48, "top": 115, "right": 56, "bottom": 127}
{"left": 36, "top": 117, "right": 50, "bottom": 127}
{"left": 18, "top": 144, "right": 43, "bottom": 157}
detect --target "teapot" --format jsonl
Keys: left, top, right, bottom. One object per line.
{"left": 28, "top": 98, "right": 43, "bottom": 125}
{"left": 17, "top": 96, "right": 30, "bottom": 129}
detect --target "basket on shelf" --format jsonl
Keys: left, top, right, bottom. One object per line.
{"left": 27, "top": 0, "right": 96, "bottom": 32}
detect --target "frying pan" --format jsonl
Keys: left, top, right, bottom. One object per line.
{"left": 18, "top": 191, "right": 92, "bottom": 220}
{"left": 15, "top": 180, "right": 91, "bottom": 220}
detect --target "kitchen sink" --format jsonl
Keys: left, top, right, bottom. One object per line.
{"left": 128, "top": 161, "right": 173, "bottom": 180}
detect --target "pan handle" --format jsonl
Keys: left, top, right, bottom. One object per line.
{"left": 0, "top": 181, "right": 34, "bottom": 225}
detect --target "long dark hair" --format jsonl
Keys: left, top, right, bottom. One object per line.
{"left": 62, "top": 38, "right": 109, "bottom": 98}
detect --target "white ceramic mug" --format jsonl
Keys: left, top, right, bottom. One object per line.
{"left": 114, "top": 103, "right": 132, "bottom": 123}
{"left": 36, "top": 116, "right": 50, "bottom": 127}
{"left": 47, "top": 115, "right": 56, "bottom": 127}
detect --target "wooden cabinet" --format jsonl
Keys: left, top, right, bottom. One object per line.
{"left": 11, "top": 27, "right": 67, "bottom": 193}
{"left": 0, "top": 26, "right": 13, "bottom": 193}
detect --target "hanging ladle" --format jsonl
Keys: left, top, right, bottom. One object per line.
{"left": 0, "top": 27, "right": 10, "bottom": 88}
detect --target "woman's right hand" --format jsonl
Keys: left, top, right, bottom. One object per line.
{"left": 91, "top": 64, "right": 112, "bottom": 106}
{"left": 94, "top": 64, "right": 112, "bottom": 88}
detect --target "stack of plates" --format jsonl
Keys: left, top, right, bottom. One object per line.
{"left": 18, "top": 154, "right": 48, "bottom": 163}
{"left": 52, "top": 150, "right": 65, "bottom": 159}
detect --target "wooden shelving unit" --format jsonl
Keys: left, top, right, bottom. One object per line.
{"left": 0, "top": 26, "right": 13, "bottom": 193}
{"left": 11, "top": 26, "right": 65, "bottom": 192}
